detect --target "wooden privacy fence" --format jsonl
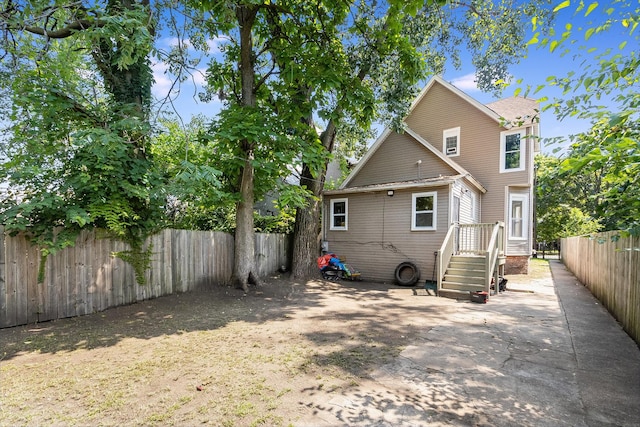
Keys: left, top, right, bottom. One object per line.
{"left": 0, "top": 228, "right": 291, "bottom": 329}
{"left": 561, "top": 231, "right": 640, "bottom": 345}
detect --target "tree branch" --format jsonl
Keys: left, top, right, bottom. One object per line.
{"left": 22, "top": 18, "right": 104, "bottom": 39}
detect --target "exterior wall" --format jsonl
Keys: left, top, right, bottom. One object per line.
{"left": 323, "top": 186, "right": 450, "bottom": 283}
{"left": 452, "top": 181, "right": 480, "bottom": 224}
{"left": 405, "top": 80, "right": 535, "bottom": 256}
{"left": 348, "top": 131, "right": 458, "bottom": 188}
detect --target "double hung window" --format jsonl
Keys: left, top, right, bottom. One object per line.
{"left": 411, "top": 192, "right": 437, "bottom": 231}
{"left": 500, "top": 130, "right": 525, "bottom": 172}
{"left": 330, "top": 198, "right": 348, "bottom": 230}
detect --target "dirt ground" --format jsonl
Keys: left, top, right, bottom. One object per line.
{"left": 0, "top": 263, "right": 549, "bottom": 426}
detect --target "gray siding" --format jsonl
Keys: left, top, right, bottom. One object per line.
{"left": 348, "top": 131, "right": 458, "bottom": 188}
{"left": 323, "top": 187, "right": 449, "bottom": 283}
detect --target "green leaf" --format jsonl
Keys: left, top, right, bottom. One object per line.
{"left": 553, "top": 1, "right": 571, "bottom": 13}
{"left": 584, "top": 2, "right": 598, "bottom": 17}
{"left": 584, "top": 27, "right": 596, "bottom": 41}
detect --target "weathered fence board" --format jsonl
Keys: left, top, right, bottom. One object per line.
{"left": 0, "top": 228, "right": 290, "bottom": 329}
{"left": 561, "top": 232, "right": 640, "bottom": 345}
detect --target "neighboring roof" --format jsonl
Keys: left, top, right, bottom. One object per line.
{"left": 485, "top": 97, "right": 539, "bottom": 125}
{"left": 325, "top": 175, "right": 467, "bottom": 196}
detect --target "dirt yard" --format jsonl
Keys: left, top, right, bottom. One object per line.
{"left": 0, "top": 261, "right": 551, "bottom": 426}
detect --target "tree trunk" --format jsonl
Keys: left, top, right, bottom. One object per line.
{"left": 233, "top": 151, "right": 257, "bottom": 292}
{"left": 232, "top": 4, "right": 261, "bottom": 292}
{"left": 291, "top": 123, "right": 337, "bottom": 279}
{"left": 291, "top": 166, "right": 324, "bottom": 279}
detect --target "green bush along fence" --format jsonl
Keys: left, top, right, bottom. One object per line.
{"left": 561, "top": 231, "right": 640, "bottom": 345}
{"left": 0, "top": 228, "right": 291, "bottom": 329}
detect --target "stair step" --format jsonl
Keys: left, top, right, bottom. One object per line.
{"left": 443, "top": 274, "right": 484, "bottom": 285}
{"left": 451, "top": 255, "right": 486, "bottom": 265}
{"left": 448, "top": 262, "right": 485, "bottom": 270}
{"left": 438, "top": 289, "right": 474, "bottom": 300}
{"left": 441, "top": 281, "right": 486, "bottom": 292}
{"left": 445, "top": 268, "right": 485, "bottom": 277}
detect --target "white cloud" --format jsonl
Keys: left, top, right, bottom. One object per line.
{"left": 151, "top": 61, "right": 174, "bottom": 98}
{"left": 449, "top": 73, "right": 480, "bottom": 92}
{"left": 206, "top": 37, "right": 226, "bottom": 54}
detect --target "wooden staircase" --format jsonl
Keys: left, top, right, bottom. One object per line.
{"left": 437, "top": 222, "right": 505, "bottom": 300}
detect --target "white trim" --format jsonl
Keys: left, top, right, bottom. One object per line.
{"left": 411, "top": 191, "right": 437, "bottom": 231}
{"left": 500, "top": 129, "right": 526, "bottom": 173}
{"left": 508, "top": 193, "right": 528, "bottom": 240}
{"left": 330, "top": 198, "right": 348, "bottom": 231}
{"left": 443, "top": 127, "right": 460, "bottom": 157}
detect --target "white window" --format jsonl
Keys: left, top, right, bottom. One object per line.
{"left": 508, "top": 194, "right": 528, "bottom": 240}
{"left": 330, "top": 198, "right": 348, "bottom": 230}
{"left": 411, "top": 192, "right": 437, "bottom": 231}
{"left": 500, "top": 130, "right": 525, "bottom": 172}
{"left": 443, "top": 127, "right": 460, "bottom": 157}
{"left": 469, "top": 191, "right": 477, "bottom": 222}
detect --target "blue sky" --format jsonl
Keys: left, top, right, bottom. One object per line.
{"left": 150, "top": 1, "right": 636, "bottom": 154}
{"left": 447, "top": 0, "right": 636, "bottom": 152}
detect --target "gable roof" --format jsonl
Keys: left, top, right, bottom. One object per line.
{"left": 408, "top": 75, "right": 504, "bottom": 124}
{"left": 339, "top": 125, "right": 486, "bottom": 193}
{"left": 340, "top": 75, "right": 493, "bottom": 193}
{"left": 337, "top": 75, "right": 538, "bottom": 194}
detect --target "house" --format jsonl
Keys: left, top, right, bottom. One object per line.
{"left": 321, "top": 75, "right": 539, "bottom": 298}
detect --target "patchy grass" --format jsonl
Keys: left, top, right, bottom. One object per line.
{"left": 529, "top": 257, "right": 553, "bottom": 279}
{"left": 0, "top": 279, "right": 440, "bottom": 426}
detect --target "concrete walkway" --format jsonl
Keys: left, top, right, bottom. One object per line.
{"left": 550, "top": 260, "right": 640, "bottom": 426}
{"left": 299, "top": 260, "right": 640, "bottom": 426}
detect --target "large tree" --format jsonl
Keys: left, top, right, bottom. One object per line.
{"left": 535, "top": 154, "right": 602, "bottom": 243}
{"left": 192, "top": 0, "right": 556, "bottom": 284}
{"left": 287, "top": 0, "right": 557, "bottom": 278}
{"left": 0, "top": 0, "right": 163, "bottom": 282}
{"left": 192, "top": 1, "right": 317, "bottom": 291}
{"left": 526, "top": 0, "right": 639, "bottom": 235}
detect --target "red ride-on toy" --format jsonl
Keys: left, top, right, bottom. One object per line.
{"left": 317, "top": 253, "right": 361, "bottom": 281}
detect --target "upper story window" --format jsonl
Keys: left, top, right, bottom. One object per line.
{"left": 500, "top": 130, "right": 526, "bottom": 172}
{"left": 330, "top": 198, "right": 348, "bottom": 230}
{"left": 443, "top": 127, "right": 460, "bottom": 157}
{"left": 411, "top": 191, "right": 437, "bottom": 231}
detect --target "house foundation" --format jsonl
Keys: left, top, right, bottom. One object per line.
{"left": 505, "top": 255, "right": 530, "bottom": 275}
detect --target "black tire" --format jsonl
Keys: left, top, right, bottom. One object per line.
{"left": 395, "top": 262, "right": 420, "bottom": 286}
